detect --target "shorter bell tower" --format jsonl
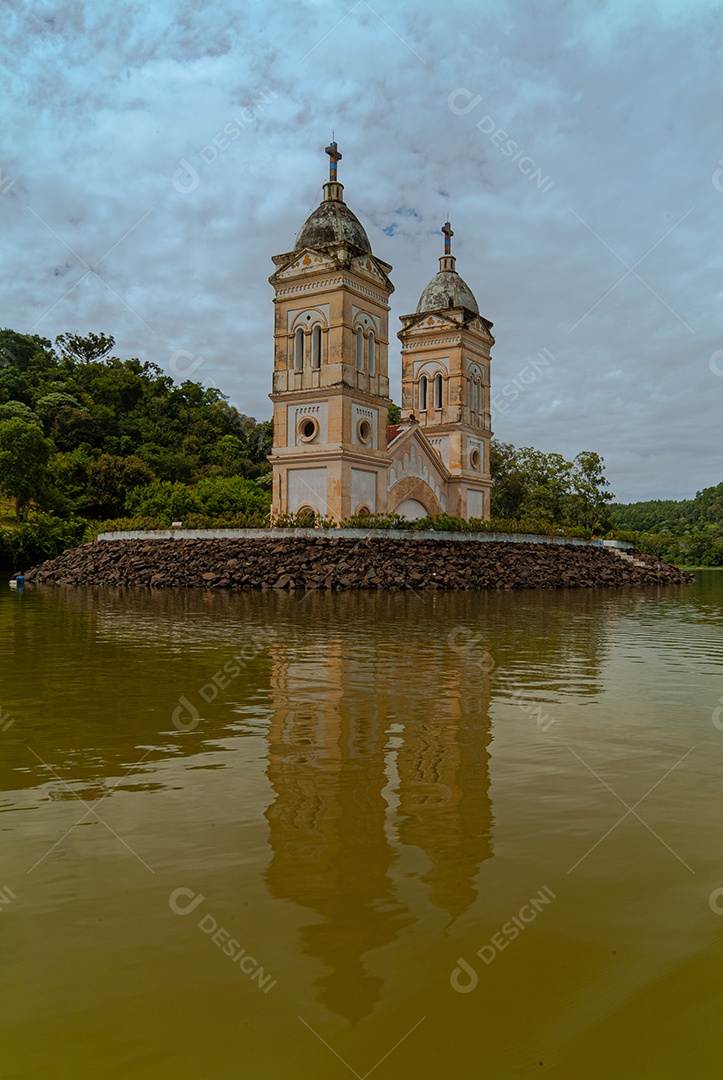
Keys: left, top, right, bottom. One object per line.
{"left": 398, "top": 223, "right": 494, "bottom": 519}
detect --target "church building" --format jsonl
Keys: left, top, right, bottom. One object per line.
{"left": 268, "top": 143, "right": 494, "bottom": 521}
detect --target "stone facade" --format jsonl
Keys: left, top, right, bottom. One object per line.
{"left": 268, "top": 144, "right": 494, "bottom": 521}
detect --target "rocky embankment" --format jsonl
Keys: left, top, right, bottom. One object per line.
{"left": 24, "top": 537, "right": 694, "bottom": 590}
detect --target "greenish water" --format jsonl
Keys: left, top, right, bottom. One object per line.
{"left": 1, "top": 575, "right": 722, "bottom": 1078}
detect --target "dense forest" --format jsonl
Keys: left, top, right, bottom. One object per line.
{"left": 1, "top": 326, "right": 714, "bottom": 568}
{"left": 0, "top": 328, "right": 272, "bottom": 524}
{"left": 608, "top": 486, "right": 723, "bottom": 566}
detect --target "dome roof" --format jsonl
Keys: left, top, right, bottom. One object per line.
{"left": 294, "top": 196, "right": 371, "bottom": 253}
{"left": 416, "top": 268, "right": 479, "bottom": 315}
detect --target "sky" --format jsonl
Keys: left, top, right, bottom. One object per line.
{"left": 2, "top": 0, "right": 722, "bottom": 502}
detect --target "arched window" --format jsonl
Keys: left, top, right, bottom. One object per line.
{"left": 293, "top": 327, "right": 304, "bottom": 371}
{"left": 356, "top": 327, "right": 365, "bottom": 371}
{"left": 469, "top": 377, "right": 475, "bottom": 411}
{"left": 419, "top": 374, "right": 428, "bottom": 411}
{"left": 434, "top": 373, "right": 443, "bottom": 409}
{"left": 367, "top": 331, "right": 375, "bottom": 376}
{"left": 311, "top": 325, "right": 322, "bottom": 369}
{"left": 476, "top": 379, "right": 483, "bottom": 415}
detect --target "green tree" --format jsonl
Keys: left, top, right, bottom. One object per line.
{"left": 125, "top": 480, "right": 202, "bottom": 520}
{"left": 49, "top": 405, "right": 100, "bottom": 451}
{"left": 86, "top": 454, "right": 156, "bottom": 517}
{"left": 55, "top": 332, "right": 115, "bottom": 365}
{"left": 491, "top": 440, "right": 614, "bottom": 531}
{"left": 192, "top": 475, "right": 270, "bottom": 516}
{"left": 490, "top": 440, "right": 528, "bottom": 519}
{"left": 0, "top": 418, "right": 54, "bottom": 519}
{"left": 35, "top": 391, "right": 83, "bottom": 424}
{"left": 0, "top": 401, "right": 38, "bottom": 423}
{"left": 569, "top": 451, "right": 614, "bottom": 530}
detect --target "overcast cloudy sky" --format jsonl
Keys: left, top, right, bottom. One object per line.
{"left": 2, "top": 0, "right": 721, "bottom": 500}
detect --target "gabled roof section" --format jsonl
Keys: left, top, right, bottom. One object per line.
{"left": 398, "top": 308, "right": 494, "bottom": 338}
{"left": 386, "top": 423, "right": 452, "bottom": 485}
{"left": 351, "top": 254, "right": 394, "bottom": 292}
{"left": 270, "top": 248, "right": 339, "bottom": 282}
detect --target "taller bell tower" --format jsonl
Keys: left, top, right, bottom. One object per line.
{"left": 268, "top": 144, "right": 394, "bottom": 520}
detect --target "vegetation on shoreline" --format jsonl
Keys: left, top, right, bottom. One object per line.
{"left": 2, "top": 511, "right": 635, "bottom": 574}
{"left": 2, "top": 325, "right": 715, "bottom": 570}
{"left": 609, "top": 484, "right": 723, "bottom": 566}
{"left": 0, "top": 328, "right": 272, "bottom": 522}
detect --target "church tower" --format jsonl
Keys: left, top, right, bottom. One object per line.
{"left": 268, "top": 144, "right": 394, "bottom": 520}
{"left": 397, "top": 223, "right": 494, "bottom": 519}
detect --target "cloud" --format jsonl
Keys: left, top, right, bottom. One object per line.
{"left": 1, "top": 0, "right": 720, "bottom": 499}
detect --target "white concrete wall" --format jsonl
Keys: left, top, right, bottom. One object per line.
{"left": 97, "top": 528, "right": 624, "bottom": 549}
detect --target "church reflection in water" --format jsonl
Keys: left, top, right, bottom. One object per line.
{"left": 263, "top": 608, "right": 494, "bottom": 1022}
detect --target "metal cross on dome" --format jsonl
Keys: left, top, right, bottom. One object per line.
{"left": 442, "top": 221, "right": 454, "bottom": 255}
{"left": 325, "top": 141, "right": 342, "bottom": 181}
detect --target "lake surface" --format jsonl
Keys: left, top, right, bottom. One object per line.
{"left": 1, "top": 575, "right": 722, "bottom": 1079}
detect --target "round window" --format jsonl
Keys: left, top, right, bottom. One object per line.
{"left": 357, "top": 419, "right": 373, "bottom": 444}
{"left": 298, "top": 417, "right": 318, "bottom": 442}
{"left": 470, "top": 447, "right": 481, "bottom": 470}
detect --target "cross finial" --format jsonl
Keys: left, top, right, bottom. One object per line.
{"left": 325, "top": 141, "right": 342, "bottom": 181}
{"left": 442, "top": 221, "right": 454, "bottom": 255}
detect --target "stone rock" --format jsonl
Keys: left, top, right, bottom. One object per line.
{"left": 22, "top": 537, "right": 695, "bottom": 592}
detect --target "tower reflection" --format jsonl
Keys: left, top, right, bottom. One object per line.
{"left": 263, "top": 596, "right": 494, "bottom": 1022}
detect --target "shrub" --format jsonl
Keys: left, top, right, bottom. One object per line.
{"left": 0, "top": 512, "right": 90, "bottom": 570}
